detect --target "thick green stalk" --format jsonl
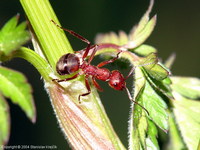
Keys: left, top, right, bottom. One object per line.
{"left": 20, "top": 0, "right": 73, "bottom": 70}
{"left": 14, "top": 47, "right": 51, "bottom": 81}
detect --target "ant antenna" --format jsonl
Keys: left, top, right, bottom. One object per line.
{"left": 124, "top": 86, "right": 149, "bottom": 115}
{"left": 123, "top": 58, "right": 157, "bottom": 115}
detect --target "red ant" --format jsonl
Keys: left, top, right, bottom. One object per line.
{"left": 51, "top": 20, "right": 149, "bottom": 114}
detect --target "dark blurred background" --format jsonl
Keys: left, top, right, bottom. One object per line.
{"left": 0, "top": 0, "right": 199, "bottom": 149}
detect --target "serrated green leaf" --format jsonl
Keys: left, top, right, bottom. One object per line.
{"left": 138, "top": 111, "right": 148, "bottom": 149}
{"left": 15, "top": 21, "right": 27, "bottom": 32}
{"left": 129, "top": 67, "right": 162, "bottom": 150}
{"left": 171, "top": 76, "right": 200, "bottom": 99}
{"left": 130, "top": 108, "right": 148, "bottom": 150}
{"left": 172, "top": 91, "right": 200, "bottom": 150}
{"left": 134, "top": 67, "right": 146, "bottom": 100}
{"left": 132, "top": 44, "right": 157, "bottom": 56}
{"left": 95, "top": 30, "right": 129, "bottom": 46}
{"left": 0, "top": 15, "right": 18, "bottom": 33}
{"left": 0, "top": 66, "right": 36, "bottom": 122}
{"left": 145, "top": 63, "right": 167, "bottom": 81}
{"left": 146, "top": 119, "right": 159, "bottom": 150}
{"left": 146, "top": 137, "right": 159, "bottom": 150}
{"left": 0, "top": 93, "right": 10, "bottom": 146}
{"left": 131, "top": 0, "right": 154, "bottom": 36}
{"left": 104, "top": 32, "right": 119, "bottom": 44}
{"left": 130, "top": 128, "right": 141, "bottom": 150}
{"left": 162, "top": 77, "right": 172, "bottom": 85}
{"left": 118, "top": 31, "right": 129, "bottom": 45}
{"left": 0, "top": 15, "right": 30, "bottom": 59}
{"left": 95, "top": 0, "right": 156, "bottom": 50}
{"left": 129, "top": 67, "right": 147, "bottom": 150}
{"left": 164, "top": 53, "right": 176, "bottom": 69}
{"left": 144, "top": 75, "right": 173, "bottom": 99}
{"left": 142, "top": 81, "right": 169, "bottom": 131}
{"left": 124, "top": 0, "right": 156, "bottom": 49}
{"left": 140, "top": 53, "right": 169, "bottom": 81}
{"left": 126, "top": 15, "right": 156, "bottom": 49}
{"left": 166, "top": 112, "right": 186, "bottom": 150}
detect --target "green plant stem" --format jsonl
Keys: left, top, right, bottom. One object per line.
{"left": 14, "top": 47, "right": 51, "bottom": 81}
{"left": 168, "top": 112, "right": 185, "bottom": 150}
{"left": 20, "top": 0, "right": 73, "bottom": 70}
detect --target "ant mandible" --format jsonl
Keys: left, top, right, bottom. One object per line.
{"left": 51, "top": 20, "right": 149, "bottom": 114}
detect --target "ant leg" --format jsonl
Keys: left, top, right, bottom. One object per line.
{"left": 124, "top": 66, "right": 136, "bottom": 80}
{"left": 51, "top": 19, "right": 91, "bottom": 59}
{"left": 124, "top": 86, "right": 149, "bottom": 115}
{"left": 51, "top": 20, "right": 90, "bottom": 45}
{"left": 87, "top": 45, "right": 99, "bottom": 64}
{"left": 97, "top": 51, "right": 122, "bottom": 68}
{"left": 92, "top": 77, "right": 103, "bottom": 92}
{"left": 78, "top": 76, "right": 91, "bottom": 103}
{"left": 53, "top": 74, "right": 79, "bottom": 82}
{"left": 82, "top": 42, "right": 92, "bottom": 60}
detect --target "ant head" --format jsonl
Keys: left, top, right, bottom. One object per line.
{"left": 56, "top": 53, "right": 80, "bottom": 75}
{"left": 108, "top": 70, "right": 125, "bottom": 91}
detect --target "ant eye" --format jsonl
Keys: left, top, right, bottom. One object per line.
{"left": 56, "top": 53, "right": 80, "bottom": 75}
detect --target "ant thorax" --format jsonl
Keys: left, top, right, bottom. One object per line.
{"left": 75, "top": 52, "right": 84, "bottom": 66}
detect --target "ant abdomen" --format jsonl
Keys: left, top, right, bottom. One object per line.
{"left": 56, "top": 53, "right": 80, "bottom": 75}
